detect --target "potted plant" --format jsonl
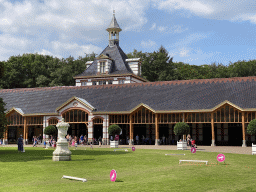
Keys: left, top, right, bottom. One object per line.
{"left": 44, "top": 125, "right": 57, "bottom": 148}
{"left": 174, "top": 122, "right": 190, "bottom": 150}
{"left": 108, "top": 124, "right": 121, "bottom": 148}
{"left": 247, "top": 119, "right": 256, "bottom": 154}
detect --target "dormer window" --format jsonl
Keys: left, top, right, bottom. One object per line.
{"left": 100, "top": 62, "right": 106, "bottom": 73}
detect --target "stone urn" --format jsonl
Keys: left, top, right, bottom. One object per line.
{"left": 52, "top": 118, "right": 72, "bottom": 161}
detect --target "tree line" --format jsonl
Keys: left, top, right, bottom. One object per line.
{"left": 1, "top": 46, "right": 256, "bottom": 89}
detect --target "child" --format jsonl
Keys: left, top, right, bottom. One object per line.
{"left": 75, "top": 137, "right": 78, "bottom": 150}
{"left": 52, "top": 139, "right": 56, "bottom": 149}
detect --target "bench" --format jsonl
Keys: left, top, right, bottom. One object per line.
{"left": 114, "top": 149, "right": 128, "bottom": 152}
{"left": 179, "top": 160, "right": 208, "bottom": 165}
{"left": 252, "top": 143, "right": 256, "bottom": 155}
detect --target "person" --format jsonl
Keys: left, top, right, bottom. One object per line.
{"left": 38, "top": 134, "right": 42, "bottom": 144}
{"left": 98, "top": 136, "right": 102, "bottom": 147}
{"left": 191, "top": 139, "right": 197, "bottom": 148}
{"left": 75, "top": 137, "right": 78, "bottom": 150}
{"left": 52, "top": 139, "right": 56, "bottom": 149}
{"left": 136, "top": 134, "right": 139, "bottom": 145}
{"left": 72, "top": 137, "right": 75, "bottom": 147}
{"left": 110, "top": 135, "right": 113, "bottom": 141}
{"left": 142, "top": 135, "right": 145, "bottom": 145}
{"left": 33, "top": 136, "right": 37, "bottom": 147}
{"left": 80, "top": 134, "right": 84, "bottom": 145}
{"left": 162, "top": 135, "right": 165, "bottom": 145}
{"left": 187, "top": 134, "right": 191, "bottom": 147}
{"left": 17, "top": 135, "right": 24, "bottom": 152}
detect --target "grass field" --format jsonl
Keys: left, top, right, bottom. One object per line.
{"left": 0, "top": 146, "right": 255, "bottom": 192}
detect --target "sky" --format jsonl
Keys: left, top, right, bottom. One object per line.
{"left": 0, "top": 0, "right": 256, "bottom": 65}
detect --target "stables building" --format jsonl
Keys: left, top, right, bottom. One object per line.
{"left": 0, "top": 13, "right": 255, "bottom": 147}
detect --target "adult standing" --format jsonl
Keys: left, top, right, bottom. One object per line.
{"left": 80, "top": 134, "right": 84, "bottom": 145}
{"left": 136, "top": 134, "right": 139, "bottom": 145}
{"left": 17, "top": 135, "right": 24, "bottom": 152}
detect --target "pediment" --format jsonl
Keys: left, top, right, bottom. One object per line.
{"left": 130, "top": 103, "right": 155, "bottom": 114}
{"left": 6, "top": 107, "right": 24, "bottom": 116}
{"left": 96, "top": 54, "right": 111, "bottom": 60}
{"left": 56, "top": 96, "right": 95, "bottom": 114}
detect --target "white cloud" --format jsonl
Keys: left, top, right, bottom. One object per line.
{"left": 0, "top": 0, "right": 150, "bottom": 60}
{"left": 231, "top": 14, "right": 256, "bottom": 24}
{"left": 150, "top": 23, "right": 156, "bottom": 30}
{"left": 179, "top": 47, "right": 190, "bottom": 57}
{"left": 157, "top": 26, "right": 167, "bottom": 32}
{"left": 154, "top": 0, "right": 256, "bottom": 24}
{"left": 141, "top": 40, "right": 157, "bottom": 48}
{"left": 156, "top": 0, "right": 214, "bottom": 16}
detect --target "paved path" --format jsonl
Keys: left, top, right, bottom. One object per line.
{"left": 1, "top": 144, "right": 253, "bottom": 155}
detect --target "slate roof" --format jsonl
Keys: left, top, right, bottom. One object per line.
{"left": 1, "top": 76, "right": 256, "bottom": 115}
{"left": 107, "top": 13, "right": 121, "bottom": 30}
{"left": 75, "top": 44, "right": 133, "bottom": 77}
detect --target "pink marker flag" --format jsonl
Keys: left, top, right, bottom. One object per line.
{"left": 110, "top": 170, "right": 117, "bottom": 182}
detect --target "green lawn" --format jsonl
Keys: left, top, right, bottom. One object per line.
{"left": 0, "top": 146, "right": 255, "bottom": 192}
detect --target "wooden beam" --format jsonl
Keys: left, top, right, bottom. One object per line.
{"left": 211, "top": 113, "right": 215, "bottom": 146}
{"left": 242, "top": 112, "right": 245, "bottom": 141}
{"left": 155, "top": 114, "right": 159, "bottom": 145}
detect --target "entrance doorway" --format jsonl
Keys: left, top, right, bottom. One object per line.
{"left": 202, "top": 123, "right": 211, "bottom": 146}
{"left": 159, "top": 124, "right": 169, "bottom": 145}
{"left": 228, "top": 123, "right": 242, "bottom": 146}
{"left": 134, "top": 124, "right": 146, "bottom": 145}
{"left": 67, "top": 123, "right": 87, "bottom": 138}
{"left": 8, "top": 127, "right": 17, "bottom": 144}
{"left": 93, "top": 125, "right": 102, "bottom": 144}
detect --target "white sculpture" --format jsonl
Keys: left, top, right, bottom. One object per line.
{"left": 52, "top": 118, "right": 72, "bottom": 161}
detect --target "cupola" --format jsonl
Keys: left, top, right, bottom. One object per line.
{"left": 106, "top": 11, "right": 122, "bottom": 47}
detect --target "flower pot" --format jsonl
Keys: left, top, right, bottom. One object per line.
{"left": 252, "top": 143, "right": 256, "bottom": 155}
{"left": 177, "top": 141, "right": 187, "bottom": 150}
{"left": 110, "top": 140, "right": 119, "bottom": 148}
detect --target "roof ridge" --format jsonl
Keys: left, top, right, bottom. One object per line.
{"left": 1, "top": 76, "right": 255, "bottom": 93}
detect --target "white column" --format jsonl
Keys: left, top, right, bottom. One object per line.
{"left": 88, "top": 114, "right": 93, "bottom": 144}
{"left": 103, "top": 115, "right": 108, "bottom": 145}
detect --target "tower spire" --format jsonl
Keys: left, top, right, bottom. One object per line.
{"left": 106, "top": 11, "right": 122, "bottom": 47}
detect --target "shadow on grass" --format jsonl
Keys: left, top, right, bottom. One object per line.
{"left": 0, "top": 148, "right": 130, "bottom": 162}
{"left": 115, "top": 179, "right": 124, "bottom": 182}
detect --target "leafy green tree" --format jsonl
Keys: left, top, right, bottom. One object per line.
{"left": 44, "top": 125, "right": 57, "bottom": 136}
{"left": 0, "top": 98, "right": 8, "bottom": 139}
{"left": 108, "top": 124, "right": 121, "bottom": 137}
{"left": 174, "top": 122, "right": 190, "bottom": 141}
{"left": 142, "top": 46, "right": 174, "bottom": 81}
{"left": 247, "top": 119, "right": 256, "bottom": 136}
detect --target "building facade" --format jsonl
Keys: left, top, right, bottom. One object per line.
{"left": 1, "top": 13, "right": 255, "bottom": 147}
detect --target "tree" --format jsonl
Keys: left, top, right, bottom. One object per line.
{"left": 142, "top": 46, "right": 174, "bottom": 82}
{"left": 44, "top": 125, "right": 57, "bottom": 136}
{"left": 108, "top": 124, "right": 121, "bottom": 137}
{"left": 247, "top": 119, "right": 256, "bottom": 136}
{"left": 0, "top": 98, "right": 8, "bottom": 139}
{"left": 174, "top": 122, "right": 190, "bottom": 141}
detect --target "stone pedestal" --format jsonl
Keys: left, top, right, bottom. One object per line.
{"left": 53, "top": 118, "right": 72, "bottom": 161}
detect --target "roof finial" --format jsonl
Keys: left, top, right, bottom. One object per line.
{"left": 113, "top": 10, "right": 115, "bottom": 15}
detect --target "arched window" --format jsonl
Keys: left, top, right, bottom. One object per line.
{"left": 62, "top": 109, "right": 88, "bottom": 123}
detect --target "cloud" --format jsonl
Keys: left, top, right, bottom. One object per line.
{"left": 150, "top": 23, "right": 156, "bottom": 30}
{"left": 231, "top": 14, "right": 256, "bottom": 24}
{"left": 154, "top": 0, "right": 256, "bottom": 24}
{"left": 0, "top": 0, "right": 150, "bottom": 60}
{"left": 150, "top": 23, "right": 188, "bottom": 33}
{"left": 141, "top": 40, "right": 157, "bottom": 48}
{"left": 156, "top": 0, "right": 214, "bottom": 16}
